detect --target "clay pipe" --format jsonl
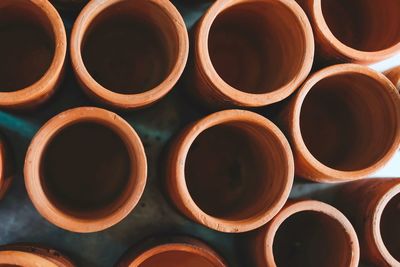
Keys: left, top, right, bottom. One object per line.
{"left": 335, "top": 178, "right": 400, "bottom": 266}
{"left": 166, "top": 109, "right": 294, "bottom": 233}
{"left": 278, "top": 64, "right": 400, "bottom": 182}
{"left": 24, "top": 107, "right": 147, "bottom": 233}
{"left": 252, "top": 200, "right": 359, "bottom": 267}
{"left": 385, "top": 66, "right": 400, "bottom": 92}
{"left": 0, "top": 0, "right": 66, "bottom": 109}
{"left": 71, "top": 0, "right": 188, "bottom": 109}
{"left": 189, "top": 0, "right": 314, "bottom": 108}
{"left": 0, "top": 134, "right": 14, "bottom": 200}
{"left": 296, "top": 0, "right": 400, "bottom": 64}
{"left": 116, "top": 236, "right": 227, "bottom": 267}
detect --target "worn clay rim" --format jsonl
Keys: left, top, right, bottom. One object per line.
{"left": 70, "top": 0, "right": 189, "bottom": 109}
{"left": 196, "top": 0, "right": 314, "bottom": 107}
{"left": 311, "top": 0, "right": 400, "bottom": 63}
{"left": 0, "top": 0, "right": 66, "bottom": 108}
{"left": 262, "top": 200, "right": 360, "bottom": 267}
{"left": 0, "top": 250, "right": 58, "bottom": 266}
{"left": 170, "top": 110, "right": 294, "bottom": 232}
{"left": 291, "top": 64, "right": 400, "bottom": 182}
{"left": 24, "top": 107, "right": 147, "bottom": 233}
{"left": 372, "top": 183, "right": 400, "bottom": 266}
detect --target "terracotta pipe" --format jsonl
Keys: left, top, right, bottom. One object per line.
{"left": 0, "top": 135, "right": 14, "bottom": 200}
{"left": 189, "top": 0, "right": 314, "bottom": 108}
{"left": 0, "top": 243, "right": 75, "bottom": 267}
{"left": 253, "top": 200, "right": 359, "bottom": 267}
{"left": 0, "top": 251, "right": 59, "bottom": 267}
{"left": 71, "top": 0, "right": 188, "bottom": 109}
{"left": 279, "top": 64, "right": 400, "bottom": 182}
{"left": 24, "top": 107, "right": 147, "bottom": 233}
{"left": 296, "top": 0, "right": 400, "bottom": 64}
{"left": 336, "top": 178, "right": 400, "bottom": 266}
{"left": 0, "top": 0, "right": 66, "bottom": 109}
{"left": 166, "top": 110, "right": 294, "bottom": 233}
{"left": 385, "top": 66, "right": 400, "bottom": 92}
{"left": 116, "top": 236, "right": 227, "bottom": 267}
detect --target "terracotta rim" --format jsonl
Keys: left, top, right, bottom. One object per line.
{"left": 169, "top": 110, "right": 294, "bottom": 232}
{"left": 311, "top": 0, "right": 400, "bottom": 63}
{"left": 0, "top": 0, "right": 66, "bottom": 108}
{"left": 24, "top": 107, "right": 147, "bottom": 233}
{"left": 372, "top": 183, "right": 400, "bottom": 266}
{"left": 70, "top": 0, "right": 189, "bottom": 109}
{"left": 195, "top": 0, "right": 314, "bottom": 107}
{"left": 291, "top": 64, "right": 400, "bottom": 182}
{"left": 0, "top": 250, "right": 58, "bottom": 266}
{"left": 385, "top": 66, "right": 400, "bottom": 90}
{"left": 262, "top": 200, "right": 359, "bottom": 267}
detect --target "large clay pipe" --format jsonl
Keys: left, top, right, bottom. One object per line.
{"left": 71, "top": 0, "right": 188, "bottom": 109}
{"left": 116, "top": 236, "right": 227, "bottom": 267}
{"left": 297, "top": 0, "right": 400, "bottom": 64}
{"left": 279, "top": 64, "right": 400, "bottom": 182}
{"left": 252, "top": 200, "right": 359, "bottom": 267}
{"left": 385, "top": 66, "right": 400, "bottom": 92}
{"left": 0, "top": 0, "right": 66, "bottom": 109}
{"left": 189, "top": 0, "right": 314, "bottom": 108}
{"left": 24, "top": 107, "right": 147, "bottom": 233}
{"left": 166, "top": 110, "right": 294, "bottom": 233}
{"left": 335, "top": 178, "right": 400, "bottom": 266}
{"left": 0, "top": 135, "right": 14, "bottom": 200}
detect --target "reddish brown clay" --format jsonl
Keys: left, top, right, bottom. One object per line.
{"left": 116, "top": 236, "right": 227, "bottom": 267}
{"left": 24, "top": 107, "right": 147, "bottom": 233}
{"left": 0, "top": 243, "right": 75, "bottom": 267}
{"left": 70, "top": 0, "right": 188, "bottom": 109}
{"left": 253, "top": 200, "right": 359, "bottom": 267}
{"left": 190, "top": 0, "right": 314, "bottom": 108}
{"left": 0, "top": 136, "right": 14, "bottom": 200}
{"left": 336, "top": 178, "right": 400, "bottom": 266}
{"left": 166, "top": 110, "right": 294, "bottom": 233}
{"left": 0, "top": 0, "right": 66, "bottom": 109}
{"left": 297, "top": 0, "right": 400, "bottom": 64}
{"left": 279, "top": 64, "right": 400, "bottom": 182}
{"left": 385, "top": 66, "right": 400, "bottom": 92}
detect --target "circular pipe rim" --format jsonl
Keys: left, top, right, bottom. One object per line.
{"left": 0, "top": 250, "right": 58, "bottom": 267}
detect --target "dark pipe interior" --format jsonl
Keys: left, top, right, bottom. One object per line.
{"left": 140, "top": 251, "right": 215, "bottom": 267}
{"left": 381, "top": 193, "right": 400, "bottom": 261}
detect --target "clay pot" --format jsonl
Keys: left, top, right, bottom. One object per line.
{"left": 0, "top": 135, "right": 14, "bottom": 200}
{"left": 70, "top": 0, "right": 188, "bottom": 109}
{"left": 0, "top": 243, "right": 75, "bottom": 267}
{"left": 116, "top": 236, "right": 227, "bottom": 267}
{"left": 24, "top": 107, "right": 147, "bottom": 233}
{"left": 297, "top": 0, "right": 400, "bottom": 64}
{"left": 385, "top": 66, "right": 400, "bottom": 92}
{"left": 253, "top": 200, "right": 359, "bottom": 267}
{"left": 0, "top": 0, "right": 66, "bottom": 109}
{"left": 166, "top": 110, "right": 294, "bottom": 233}
{"left": 190, "top": 0, "right": 314, "bottom": 108}
{"left": 279, "top": 64, "right": 400, "bottom": 182}
{"left": 336, "top": 178, "right": 400, "bottom": 266}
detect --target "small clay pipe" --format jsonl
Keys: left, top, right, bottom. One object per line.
{"left": 71, "top": 0, "right": 188, "bottom": 109}
{"left": 0, "top": 135, "right": 14, "bottom": 200}
{"left": 116, "top": 236, "right": 227, "bottom": 267}
{"left": 189, "top": 0, "right": 314, "bottom": 108}
{"left": 0, "top": 0, "right": 66, "bottom": 109}
{"left": 336, "top": 178, "right": 400, "bottom": 266}
{"left": 253, "top": 200, "right": 359, "bottom": 267}
{"left": 0, "top": 243, "right": 75, "bottom": 267}
{"left": 385, "top": 66, "right": 400, "bottom": 92}
{"left": 279, "top": 64, "right": 400, "bottom": 182}
{"left": 296, "top": 0, "right": 400, "bottom": 64}
{"left": 24, "top": 107, "right": 147, "bottom": 233}
{"left": 166, "top": 109, "right": 294, "bottom": 233}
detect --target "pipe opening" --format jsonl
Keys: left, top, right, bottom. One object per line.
{"left": 300, "top": 73, "right": 396, "bottom": 171}
{"left": 321, "top": 0, "right": 400, "bottom": 51}
{"left": 40, "top": 121, "right": 132, "bottom": 219}
{"left": 139, "top": 250, "right": 216, "bottom": 267}
{"left": 185, "top": 122, "right": 289, "bottom": 220}
{"left": 82, "top": 1, "right": 178, "bottom": 94}
{"left": 208, "top": 1, "right": 307, "bottom": 94}
{"left": 0, "top": 1, "right": 55, "bottom": 92}
{"left": 273, "top": 211, "right": 352, "bottom": 267}
{"left": 381, "top": 192, "right": 400, "bottom": 261}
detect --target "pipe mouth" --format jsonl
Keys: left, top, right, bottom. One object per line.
{"left": 0, "top": 0, "right": 66, "bottom": 107}
{"left": 263, "top": 201, "right": 359, "bottom": 267}
{"left": 24, "top": 107, "right": 147, "bottom": 233}
{"left": 0, "top": 250, "right": 58, "bottom": 266}
{"left": 196, "top": 0, "right": 314, "bottom": 106}
{"left": 292, "top": 64, "right": 400, "bottom": 181}
{"left": 171, "top": 110, "right": 294, "bottom": 232}
{"left": 71, "top": 0, "right": 188, "bottom": 109}
{"left": 313, "top": 0, "right": 400, "bottom": 62}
